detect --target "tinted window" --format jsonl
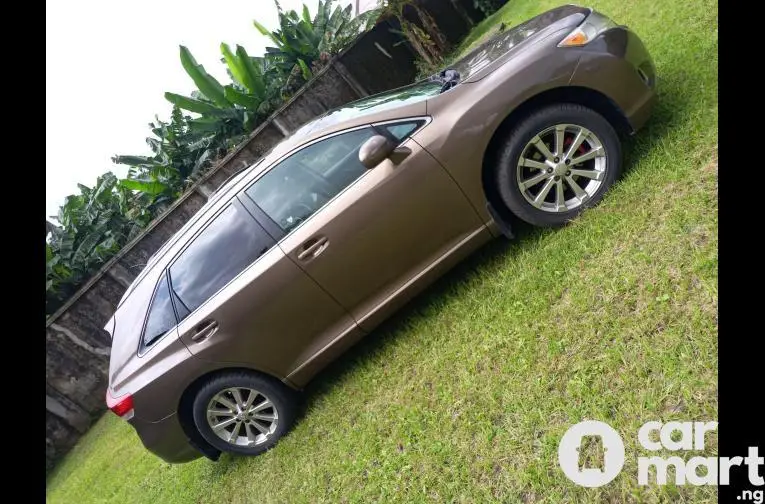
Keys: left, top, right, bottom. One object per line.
{"left": 142, "top": 275, "right": 176, "bottom": 349}
{"left": 245, "top": 128, "right": 376, "bottom": 233}
{"left": 169, "top": 203, "right": 274, "bottom": 315}
{"left": 386, "top": 121, "right": 423, "bottom": 141}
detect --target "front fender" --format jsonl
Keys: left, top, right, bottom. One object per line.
{"left": 413, "top": 29, "right": 580, "bottom": 226}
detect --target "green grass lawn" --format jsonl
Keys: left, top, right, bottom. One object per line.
{"left": 47, "top": 0, "right": 718, "bottom": 502}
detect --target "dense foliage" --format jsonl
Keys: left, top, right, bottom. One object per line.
{"left": 46, "top": 173, "right": 153, "bottom": 313}
{"left": 379, "top": 0, "right": 450, "bottom": 69}
{"left": 255, "top": 0, "right": 379, "bottom": 84}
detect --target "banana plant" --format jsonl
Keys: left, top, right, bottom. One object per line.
{"left": 165, "top": 45, "right": 266, "bottom": 130}
{"left": 119, "top": 46, "right": 272, "bottom": 217}
{"left": 253, "top": 0, "right": 380, "bottom": 83}
{"left": 46, "top": 172, "right": 152, "bottom": 314}
{"left": 114, "top": 106, "right": 248, "bottom": 212}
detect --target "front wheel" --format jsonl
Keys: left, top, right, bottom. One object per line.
{"left": 192, "top": 371, "right": 297, "bottom": 457}
{"left": 494, "top": 103, "right": 622, "bottom": 227}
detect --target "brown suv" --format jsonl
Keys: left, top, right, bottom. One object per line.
{"left": 104, "top": 5, "right": 655, "bottom": 463}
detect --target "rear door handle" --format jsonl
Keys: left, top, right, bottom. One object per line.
{"left": 191, "top": 320, "right": 218, "bottom": 342}
{"left": 297, "top": 236, "right": 329, "bottom": 261}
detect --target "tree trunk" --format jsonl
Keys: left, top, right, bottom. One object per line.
{"left": 410, "top": 4, "right": 451, "bottom": 55}
{"left": 401, "top": 19, "right": 437, "bottom": 66}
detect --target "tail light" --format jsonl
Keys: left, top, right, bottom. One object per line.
{"left": 106, "top": 389, "right": 134, "bottom": 420}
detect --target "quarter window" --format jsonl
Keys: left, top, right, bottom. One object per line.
{"left": 141, "top": 274, "right": 176, "bottom": 350}
{"left": 169, "top": 202, "right": 275, "bottom": 316}
{"left": 385, "top": 121, "right": 423, "bottom": 141}
{"left": 245, "top": 127, "right": 377, "bottom": 233}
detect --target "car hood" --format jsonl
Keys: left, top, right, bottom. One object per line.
{"left": 450, "top": 5, "right": 590, "bottom": 83}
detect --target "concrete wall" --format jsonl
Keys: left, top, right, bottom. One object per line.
{"left": 45, "top": 5, "right": 482, "bottom": 471}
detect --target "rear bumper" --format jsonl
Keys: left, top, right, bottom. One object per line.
{"left": 130, "top": 413, "right": 202, "bottom": 464}
{"left": 569, "top": 26, "right": 657, "bottom": 133}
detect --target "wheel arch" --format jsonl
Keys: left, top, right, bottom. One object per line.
{"left": 480, "top": 85, "right": 632, "bottom": 227}
{"left": 176, "top": 366, "right": 292, "bottom": 460}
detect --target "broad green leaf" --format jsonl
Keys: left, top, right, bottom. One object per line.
{"left": 297, "top": 59, "right": 313, "bottom": 80}
{"left": 224, "top": 85, "right": 261, "bottom": 110}
{"left": 178, "top": 46, "right": 229, "bottom": 107}
{"left": 192, "top": 149, "right": 213, "bottom": 173}
{"left": 237, "top": 46, "right": 266, "bottom": 98}
{"left": 92, "top": 173, "right": 117, "bottom": 202}
{"left": 73, "top": 228, "right": 106, "bottom": 265}
{"left": 221, "top": 43, "right": 249, "bottom": 90}
{"left": 253, "top": 19, "right": 282, "bottom": 48}
{"left": 187, "top": 118, "right": 221, "bottom": 134}
{"left": 119, "top": 178, "right": 168, "bottom": 196}
{"left": 164, "top": 92, "right": 222, "bottom": 115}
{"left": 316, "top": 0, "right": 329, "bottom": 34}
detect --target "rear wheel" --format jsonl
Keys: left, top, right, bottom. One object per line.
{"left": 493, "top": 103, "right": 622, "bottom": 227}
{"left": 192, "top": 371, "right": 297, "bottom": 456}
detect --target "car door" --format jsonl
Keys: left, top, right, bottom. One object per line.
{"left": 241, "top": 120, "right": 487, "bottom": 334}
{"left": 168, "top": 198, "right": 361, "bottom": 381}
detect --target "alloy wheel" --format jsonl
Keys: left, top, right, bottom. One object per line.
{"left": 516, "top": 123, "right": 607, "bottom": 213}
{"left": 206, "top": 387, "right": 279, "bottom": 447}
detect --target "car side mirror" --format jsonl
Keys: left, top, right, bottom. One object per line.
{"left": 358, "top": 135, "right": 397, "bottom": 169}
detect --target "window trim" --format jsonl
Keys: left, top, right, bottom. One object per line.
{"left": 137, "top": 270, "right": 179, "bottom": 357}
{"left": 237, "top": 194, "right": 286, "bottom": 242}
{"left": 240, "top": 116, "right": 432, "bottom": 241}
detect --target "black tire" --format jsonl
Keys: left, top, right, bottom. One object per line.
{"left": 493, "top": 103, "right": 622, "bottom": 227}
{"left": 192, "top": 371, "right": 297, "bottom": 456}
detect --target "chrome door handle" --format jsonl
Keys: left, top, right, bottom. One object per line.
{"left": 297, "top": 236, "right": 329, "bottom": 261}
{"left": 191, "top": 320, "right": 218, "bottom": 342}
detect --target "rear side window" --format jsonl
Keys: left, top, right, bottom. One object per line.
{"left": 169, "top": 202, "right": 275, "bottom": 316}
{"left": 141, "top": 274, "right": 176, "bottom": 350}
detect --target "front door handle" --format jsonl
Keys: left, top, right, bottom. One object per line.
{"left": 191, "top": 320, "right": 218, "bottom": 342}
{"left": 297, "top": 236, "right": 329, "bottom": 261}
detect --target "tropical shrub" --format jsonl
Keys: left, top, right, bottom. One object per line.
{"left": 113, "top": 105, "right": 248, "bottom": 214}
{"left": 254, "top": 0, "right": 379, "bottom": 85}
{"left": 46, "top": 173, "right": 153, "bottom": 314}
{"left": 165, "top": 45, "right": 265, "bottom": 132}
{"left": 379, "top": 0, "right": 450, "bottom": 68}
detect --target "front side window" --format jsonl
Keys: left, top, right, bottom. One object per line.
{"left": 169, "top": 203, "right": 275, "bottom": 316}
{"left": 245, "top": 128, "right": 377, "bottom": 234}
{"left": 141, "top": 274, "right": 176, "bottom": 350}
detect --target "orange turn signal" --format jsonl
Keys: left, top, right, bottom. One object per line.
{"left": 559, "top": 28, "right": 590, "bottom": 47}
